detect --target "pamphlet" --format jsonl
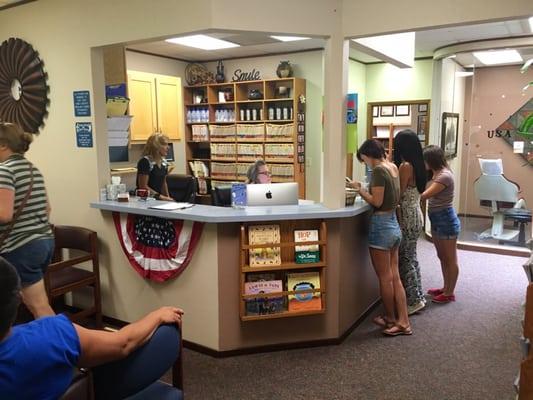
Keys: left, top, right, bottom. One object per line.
{"left": 148, "top": 202, "right": 194, "bottom": 211}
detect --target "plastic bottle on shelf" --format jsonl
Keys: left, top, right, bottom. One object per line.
{"left": 268, "top": 107, "right": 274, "bottom": 120}
{"left": 223, "top": 109, "right": 229, "bottom": 122}
{"left": 290, "top": 107, "right": 293, "bottom": 120}
{"left": 240, "top": 109, "right": 245, "bottom": 121}
{"left": 252, "top": 108, "right": 257, "bottom": 121}
{"left": 186, "top": 110, "right": 192, "bottom": 123}
{"left": 191, "top": 109, "right": 198, "bottom": 123}
{"left": 215, "top": 109, "right": 220, "bottom": 122}
{"left": 283, "top": 107, "right": 288, "bottom": 120}
{"left": 276, "top": 107, "right": 282, "bottom": 120}
{"left": 230, "top": 110, "right": 235, "bottom": 122}
{"left": 259, "top": 108, "right": 264, "bottom": 121}
{"left": 246, "top": 109, "right": 251, "bottom": 121}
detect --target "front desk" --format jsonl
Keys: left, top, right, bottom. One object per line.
{"left": 91, "top": 199, "right": 379, "bottom": 354}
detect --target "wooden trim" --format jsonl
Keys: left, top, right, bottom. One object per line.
{"left": 0, "top": 0, "right": 36, "bottom": 11}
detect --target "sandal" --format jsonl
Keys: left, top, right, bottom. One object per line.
{"left": 383, "top": 324, "right": 413, "bottom": 336}
{"left": 373, "top": 315, "right": 394, "bottom": 328}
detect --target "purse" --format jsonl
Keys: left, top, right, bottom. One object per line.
{"left": 0, "top": 164, "right": 34, "bottom": 249}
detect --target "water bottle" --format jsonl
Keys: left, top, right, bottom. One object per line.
{"left": 268, "top": 107, "right": 274, "bottom": 120}
{"left": 186, "top": 110, "right": 192, "bottom": 123}
{"left": 215, "top": 109, "right": 220, "bottom": 122}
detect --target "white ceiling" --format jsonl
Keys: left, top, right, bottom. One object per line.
{"left": 126, "top": 18, "right": 533, "bottom": 66}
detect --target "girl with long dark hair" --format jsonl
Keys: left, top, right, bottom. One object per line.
{"left": 421, "top": 145, "right": 460, "bottom": 303}
{"left": 393, "top": 130, "right": 427, "bottom": 314}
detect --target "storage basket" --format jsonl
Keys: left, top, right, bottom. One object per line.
{"left": 211, "top": 162, "right": 237, "bottom": 180}
{"left": 266, "top": 123, "right": 294, "bottom": 142}
{"left": 237, "top": 124, "right": 264, "bottom": 141}
{"left": 209, "top": 124, "right": 235, "bottom": 141}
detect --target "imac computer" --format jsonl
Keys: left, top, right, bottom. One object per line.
{"left": 246, "top": 182, "right": 299, "bottom": 206}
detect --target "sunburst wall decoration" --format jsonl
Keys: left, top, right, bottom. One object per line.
{"left": 0, "top": 37, "right": 49, "bottom": 133}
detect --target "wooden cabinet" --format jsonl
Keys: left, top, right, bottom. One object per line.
{"left": 127, "top": 71, "right": 183, "bottom": 142}
{"left": 184, "top": 78, "right": 307, "bottom": 200}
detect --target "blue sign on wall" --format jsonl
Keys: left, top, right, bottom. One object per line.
{"left": 75, "top": 122, "right": 93, "bottom": 147}
{"left": 73, "top": 90, "right": 91, "bottom": 117}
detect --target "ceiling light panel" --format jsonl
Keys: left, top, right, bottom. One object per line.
{"left": 270, "top": 36, "right": 310, "bottom": 42}
{"left": 473, "top": 49, "right": 523, "bottom": 65}
{"left": 165, "top": 35, "right": 239, "bottom": 50}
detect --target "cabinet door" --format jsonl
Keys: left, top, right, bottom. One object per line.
{"left": 156, "top": 75, "right": 183, "bottom": 140}
{"left": 127, "top": 71, "right": 157, "bottom": 142}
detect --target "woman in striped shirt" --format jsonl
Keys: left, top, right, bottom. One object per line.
{"left": 0, "top": 122, "right": 54, "bottom": 318}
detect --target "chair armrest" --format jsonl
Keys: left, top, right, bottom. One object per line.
{"left": 60, "top": 368, "right": 94, "bottom": 400}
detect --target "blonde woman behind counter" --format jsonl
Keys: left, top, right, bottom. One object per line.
{"left": 136, "top": 133, "right": 173, "bottom": 201}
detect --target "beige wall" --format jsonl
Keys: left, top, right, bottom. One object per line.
{"left": 459, "top": 65, "right": 533, "bottom": 216}
{"left": 1, "top": 0, "right": 531, "bottom": 345}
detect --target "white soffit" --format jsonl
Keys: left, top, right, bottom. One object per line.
{"left": 351, "top": 32, "right": 415, "bottom": 68}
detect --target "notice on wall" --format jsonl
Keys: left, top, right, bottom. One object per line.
{"left": 73, "top": 90, "right": 91, "bottom": 117}
{"left": 75, "top": 122, "right": 93, "bottom": 148}
{"left": 346, "top": 93, "right": 358, "bottom": 153}
{"left": 514, "top": 141, "right": 524, "bottom": 154}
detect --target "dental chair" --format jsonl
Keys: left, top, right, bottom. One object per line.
{"left": 474, "top": 158, "right": 531, "bottom": 245}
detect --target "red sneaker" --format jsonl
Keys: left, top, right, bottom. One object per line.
{"left": 427, "top": 288, "right": 443, "bottom": 296}
{"left": 432, "top": 293, "right": 455, "bottom": 303}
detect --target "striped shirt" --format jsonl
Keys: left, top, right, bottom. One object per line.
{"left": 0, "top": 154, "right": 52, "bottom": 253}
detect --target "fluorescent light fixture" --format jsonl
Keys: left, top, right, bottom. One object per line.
{"left": 351, "top": 32, "right": 415, "bottom": 69}
{"left": 529, "top": 16, "right": 533, "bottom": 32}
{"left": 473, "top": 49, "right": 522, "bottom": 65}
{"left": 270, "top": 35, "right": 310, "bottom": 42}
{"left": 455, "top": 71, "right": 474, "bottom": 77}
{"left": 165, "top": 34, "right": 239, "bottom": 50}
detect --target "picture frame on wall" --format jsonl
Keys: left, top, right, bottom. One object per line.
{"left": 394, "top": 105, "right": 410, "bottom": 116}
{"left": 372, "top": 106, "right": 379, "bottom": 117}
{"left": 380, "top": 105, "right": 393, "bottom": 117}
{"left": 417, "top": 115, "right": 428, "bottom": 138}
{"left": 441, "top": 112, "right": 460, "bottom": 159}
{"left": 418, "top": 103, "right": 428, "bottom": 113}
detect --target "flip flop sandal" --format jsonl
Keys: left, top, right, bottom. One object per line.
{"left": 383, "top": 324, "right": 413, "bottom": 336}
{"left": 373, "top": 315, "right": 394, "bottom": 328}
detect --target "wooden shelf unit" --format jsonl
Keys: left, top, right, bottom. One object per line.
{"left": 239, "top": 219, "right": 327, "bottom": 321}
{"left": 184, "top": 78, "right": 306, "bottom": 200}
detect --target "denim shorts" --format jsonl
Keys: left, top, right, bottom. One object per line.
{"left": 429, "top": 207, "right": 461, "bottom": 240}
{"left": 1, "top": 238, "right": 55, "bottom": 286}
{"left": 368, "top": 212, "right": 402, "bottom": 250}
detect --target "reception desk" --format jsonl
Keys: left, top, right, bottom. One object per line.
{"left": 91, "top": 199, "right": 379, "bottom": 355}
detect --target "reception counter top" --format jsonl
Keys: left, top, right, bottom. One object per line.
{"left": 90, "top": 199, "right": 371, "bottom": 223}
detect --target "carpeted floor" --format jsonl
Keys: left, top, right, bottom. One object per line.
{"left": 179, "top": 239, "right": 529, "bottom": 400}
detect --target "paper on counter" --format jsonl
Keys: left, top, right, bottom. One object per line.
{"left": 149, "top": 202, "right": 194, "bottom": 210}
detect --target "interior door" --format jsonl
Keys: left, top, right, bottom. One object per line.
{"left": 127, "top": 71, "right": 157, "bottom": 142}
{"left": 156, "top": 75, "right": 183, "bottom": 140}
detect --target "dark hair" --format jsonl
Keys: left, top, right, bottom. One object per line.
{"left": 0, "top": 257, "right": 21, "bottom": 339}
{"left": 423, "top": 145, "right": 448, "bottom": 172}
{"left": 356, "top": 139, "right": 385, "bottom": 162}
{"left": 393, "top": 129, "right": 427, "bottom": 193}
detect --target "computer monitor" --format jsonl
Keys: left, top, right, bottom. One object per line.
{"left": 246, "top": 182, "right": 298, "bottom": 206}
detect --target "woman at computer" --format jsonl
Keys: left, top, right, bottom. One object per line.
{"left": 421, "top": 145, "right": 460, "bottom": 304}
{"left": 136, "top": 133, "right": 173, "bottom": 201}
{"left": 245, "top": 159, "right": 272, "bottom": 184}
{"left": 349, "top": 139, "right": 411, "bottom": 336}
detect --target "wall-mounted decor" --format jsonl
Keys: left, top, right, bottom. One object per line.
{"left": 380, "top": 105, "right": 393, "bottom": 117}
{"left": 441, "top": 112, "right": 459, "bottom": 159}
{"left": 231, "top": 68, "right": 261, "bottom": 82}
{"left": 0, "top": 38, "right": 49, "bottom": 133}
{"left": 417, "top": 115, "right": 428, "bottom": 138}
{"left": 395, "top": 104, "right": 409, "bottom": 116}
{"left": 418, "top": 103, "right": 428, "bottom": 113}
{"left": 184, "top": 63, "right": 215, "bottom": 85}
{"left": 372, "top": 106, "right": 379, "bottom": 117}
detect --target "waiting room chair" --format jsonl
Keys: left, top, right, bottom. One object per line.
{"left": 167, "top": 174, "right": 197, "bottom": 203}
{"left": 473, "top": 158, "right": 531, "bottom": 245}
{"left": 44, "top": 225, "right": 102, "bottom": 328}
{"left": 212, "top": 186, "right": 232, "bottom": 207}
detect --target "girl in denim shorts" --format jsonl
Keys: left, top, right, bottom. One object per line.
{"left": 349, "top": 139, "right": 411, "bottom": 336}
{"left": 421, "top": 145, "right": 461, "bottom": 304}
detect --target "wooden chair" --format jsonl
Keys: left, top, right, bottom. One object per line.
{"left": 44, "top": 225, "right": 102, "bottom": 328}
